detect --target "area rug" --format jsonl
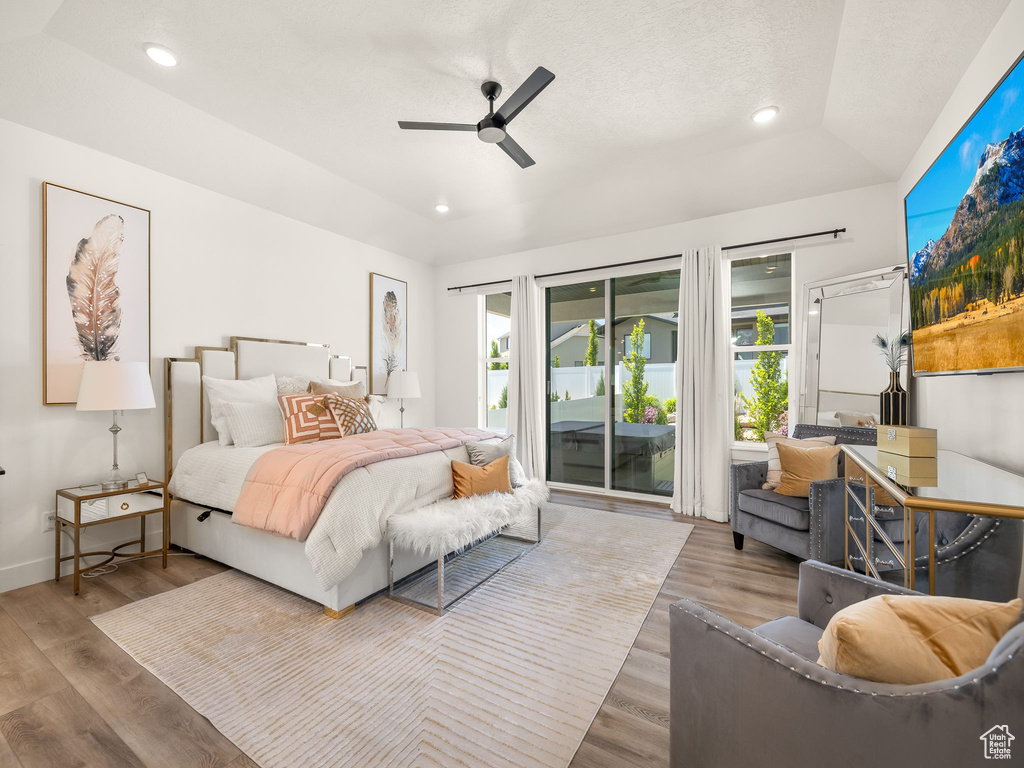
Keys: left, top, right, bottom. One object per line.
{"left": 92, "top": 503, "right": 691, "bottom": 768}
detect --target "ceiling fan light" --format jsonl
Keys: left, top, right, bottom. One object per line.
{"left": 144, "top": 43, "right": 178, "bottom": 67}
{"left": 478, "top": 126, "right": 506, "bottom": 144}
{"left": 434, "top": 203, "right": 450, "bottom": 214}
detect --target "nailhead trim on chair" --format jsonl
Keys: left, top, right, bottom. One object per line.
{"left": 677, "top": 601, "right": 1012, "bottom": 697}
{"left": 793, "top": 424, "right": 877, "bottom": 444}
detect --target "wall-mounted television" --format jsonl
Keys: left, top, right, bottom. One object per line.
{"left": 904, "top": 50, "right": 1024, "bottom": 376}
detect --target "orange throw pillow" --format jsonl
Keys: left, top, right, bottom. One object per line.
{"left": 774, "top": 441, "right": 841, "bottom": 497}
{"left": 818, "top": 593, "right": 1022, "bottom": 684}
{"left": 278, "top": 394, "right": 343, "bottom": 444}
{"left": 452, "top": 456, "right": 512, "bottom": 500}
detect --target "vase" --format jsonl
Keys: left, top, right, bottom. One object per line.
{"left": 879, "top": 370, "right": 907, "bottom": 426}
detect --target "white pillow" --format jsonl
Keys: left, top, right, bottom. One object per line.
{"left": 276, "top": 375, "right": 312, "bottom": 396}
{"left": 368, "top": 395, "right": 386, "bottom": 427}
{"left": 220, "top": 401, "right": 284, "bottom": 448}
{"left": 203, "top": 374, "right": 277, "bottom": 446}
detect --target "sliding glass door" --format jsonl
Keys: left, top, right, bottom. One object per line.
{"left": 546, "top": 268, "right": 680, "bottom": 498}
{"left": 547, "top": 281, "right": 606, "bottom": 488}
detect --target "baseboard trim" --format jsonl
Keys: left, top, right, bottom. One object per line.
{"left": 0, "top": 530, "right": 166, "bottom": 595}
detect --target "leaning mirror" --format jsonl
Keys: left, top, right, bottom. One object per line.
{"left": 800, "top": 266, "right": 908, "bottom": 427}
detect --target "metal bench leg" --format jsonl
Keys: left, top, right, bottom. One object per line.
{"left": 437, "top": 556, "right": 444, "bottom": 616}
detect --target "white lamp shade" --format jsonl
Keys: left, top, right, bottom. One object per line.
{"left": 76, "top": 361, "right": 156, "bottom": 411}
{"left": 386, "top": 370, "right": 421, "bottom": 399}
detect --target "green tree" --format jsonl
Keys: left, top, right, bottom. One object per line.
{"left": 497, "top": 384, "right": 507, "bottom": 409}
{"left": 564, "top": 390, "right": 571, "bottom": 401}
{"left": 622, "top": 319, "right": 649, "bottom": 423}
{"left": 489, "top": 340, "right": 507, "bottom": 370}
{"left": 745, "top": 311, "right": 788, "bottom": 441}
{"left": 553, "top": 354, "right": 560, "bottom": 368}
{"left": 584, "top": 319, "right": 599, "bottom": 367}
{"left": 595, "top": 371, "right": 606, "bottom": 397}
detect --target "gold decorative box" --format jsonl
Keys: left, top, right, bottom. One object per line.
{"left": 876, "top": 450, "right": 938, "bottom": 487}
{"left": 876, "top": 425, "right": 937, "bottom": 458}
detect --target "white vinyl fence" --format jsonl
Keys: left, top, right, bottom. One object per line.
{"left": 486, "top": 363, "right": 677, "bottom": 428}
{"left": 485, "top": 364, "right": 678, "bottom": 410}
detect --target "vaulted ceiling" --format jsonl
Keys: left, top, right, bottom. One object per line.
{"left": 0, "top": 1, "right": 1009, "bottom": 263}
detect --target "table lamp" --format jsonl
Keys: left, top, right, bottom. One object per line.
{"left": 386, "top": 370, "right": 420, "bottom": 428}
{"left": 76, "top": 361, "right": 156, "bottom": 490}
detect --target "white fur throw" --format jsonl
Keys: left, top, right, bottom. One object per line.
{"left": 388, "top": 479, "right": 549, "bottom": 559}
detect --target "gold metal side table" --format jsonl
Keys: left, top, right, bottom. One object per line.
{"left": 55, "top": 480, "right": 169, "bottom": 594}
{"left": 842, "top": 445, "right": 1024, "bottom": 594}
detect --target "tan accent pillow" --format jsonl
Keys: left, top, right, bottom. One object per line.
{"left": 324, "top": 393, "right": 377, "bottom": 437}
{"left": 309, "top": 379, "right": 367, "bottom": 399}
{"left": 817, "top": 593, "right": 1022, "bottom": 684}
{"left": 774, "top": 442, "right": 841, "bottom": 497}
{"left": 763, "top": 432, "right": 837, "bottom": 490}
{"left": 278, "top": 394, "right": 343, "bottom": 444}
{"left": 452, "top": 456, "right": 512, "bottom": 500}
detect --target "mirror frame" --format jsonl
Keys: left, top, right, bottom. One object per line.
{"left": 799, "top": 264, "right": 908, "bottom": 426}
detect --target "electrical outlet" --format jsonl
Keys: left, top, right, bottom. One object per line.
{"left": 42, "top": 511, "right": 56, "bottom": 533}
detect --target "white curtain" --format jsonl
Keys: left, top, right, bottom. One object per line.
{"left": 672, "top": 247, "right": 730, "bottom": 521}
{"left": 507, "top": 275, "right": 545, "bottom": 479}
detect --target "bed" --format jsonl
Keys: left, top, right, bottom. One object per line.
{"left": 165, "top": 336, "right": 500, "bottom": 617}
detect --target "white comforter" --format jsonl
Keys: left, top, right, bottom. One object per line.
{"left": 169, "top": 440, "right": 488, "bottom": 589}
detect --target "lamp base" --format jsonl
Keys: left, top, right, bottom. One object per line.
{"left": 101, "top": 479, "right": 129, "bottom": 492}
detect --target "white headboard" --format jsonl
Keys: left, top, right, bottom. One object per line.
{"left": 165, "top": 336, "right": 366, "bottom": 481}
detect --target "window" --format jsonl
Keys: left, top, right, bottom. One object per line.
{"left": 483, "top": 291, "right": 511, "bottom": 430}
{"left": 730, "top": 253, "right": 793, "bottom": 443}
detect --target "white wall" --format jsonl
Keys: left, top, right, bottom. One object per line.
{"left": 0, "top": 118, "right": 436, "bottom": 592}
{"left": 434, "top": 182, "right": 901, "bottom": 428}
{"left": 898, "top": 0, "right": 1024, "bottom": 472}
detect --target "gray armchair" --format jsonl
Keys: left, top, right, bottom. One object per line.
{"left": 730, "top": 424, "right": 876, "bottom": 562}
{"left": 670, "top": 561, "right": 1024, "bottom": 767}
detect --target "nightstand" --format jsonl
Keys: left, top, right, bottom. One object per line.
{"left": 55, "top": 480, "right": 169, "bottom": 594}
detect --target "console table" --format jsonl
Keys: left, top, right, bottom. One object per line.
{"left": 842, "top": 445, "right": 1024, "bottom": 595}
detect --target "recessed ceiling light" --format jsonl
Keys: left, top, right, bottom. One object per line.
{"left": 434, "top": 203, "right": 450, "bottom": 214}
{"left": 145, "top": 44, "right": 178, "bottom": 67}
{"left": 751, "top": 106, "right": 779, "bottom": 124}
{"left": 589, "top": 286, "right": 597, "bottom": 292}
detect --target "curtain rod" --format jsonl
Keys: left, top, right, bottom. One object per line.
{"left": 722, "top": 227, "right": 846, "bottom": 251}
{"left": 445, "top": 227, "right": 846, "bottom": 292}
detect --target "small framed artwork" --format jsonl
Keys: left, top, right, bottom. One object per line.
{"left": 43, "top": 183, "right": 150, "bottom": 405}
{"left": 135, "top": 472, "right": 149, "bottom": 486}
{"left": 369, "top": 273, "right": 407, "bottom": 395}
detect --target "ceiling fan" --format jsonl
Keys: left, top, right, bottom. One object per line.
{"left": 398, "top": 66, "right": 555, "bottom": 168}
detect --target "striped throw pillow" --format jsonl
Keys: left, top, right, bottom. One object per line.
{"left": 278, "top": 394, "right": 343, "bottom": 444}
{"left": 324, "top": 394, "right": 378, "bottom": 437}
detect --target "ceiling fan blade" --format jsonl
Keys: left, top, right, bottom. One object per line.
{"left": 497, "top": 133, "right": 535, "bottom": 168}
{"left": 397, "top": 121, "right": 477, "bottom": 131}
{"left": 495, "top": 66, "right": 555, "bottom": 124}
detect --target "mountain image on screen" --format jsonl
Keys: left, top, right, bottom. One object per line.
{"left": 906, "top": 68, "right": 1024, "bottom": 375}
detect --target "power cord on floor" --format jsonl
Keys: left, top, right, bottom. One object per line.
{"left": 58, "top": 527, "right": 198, "bottom": 578}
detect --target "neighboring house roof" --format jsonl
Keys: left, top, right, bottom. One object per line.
{"left": 549, "top": 315, "right": 676, "bottom": 350}
{"left": 730, "top": 303, "right": 788, "bottom": 321}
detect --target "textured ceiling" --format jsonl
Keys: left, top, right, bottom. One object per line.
{"left": 0, "top": 0, "right": 1010, "bottom": 263}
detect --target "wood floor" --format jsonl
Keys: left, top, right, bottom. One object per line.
{"left": 0, "top": 491, "right": 799, "bottom": 768}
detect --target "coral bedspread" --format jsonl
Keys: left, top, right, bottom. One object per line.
{"left": 234, "top": 427, "right": 497, "bottom": 540}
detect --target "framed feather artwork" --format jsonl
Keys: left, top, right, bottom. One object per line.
{"left": 42, "top": 183, "right": 150, "bottom": 405}
{"left": 369, "top": 272, "right": 407, "bottom": 395}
